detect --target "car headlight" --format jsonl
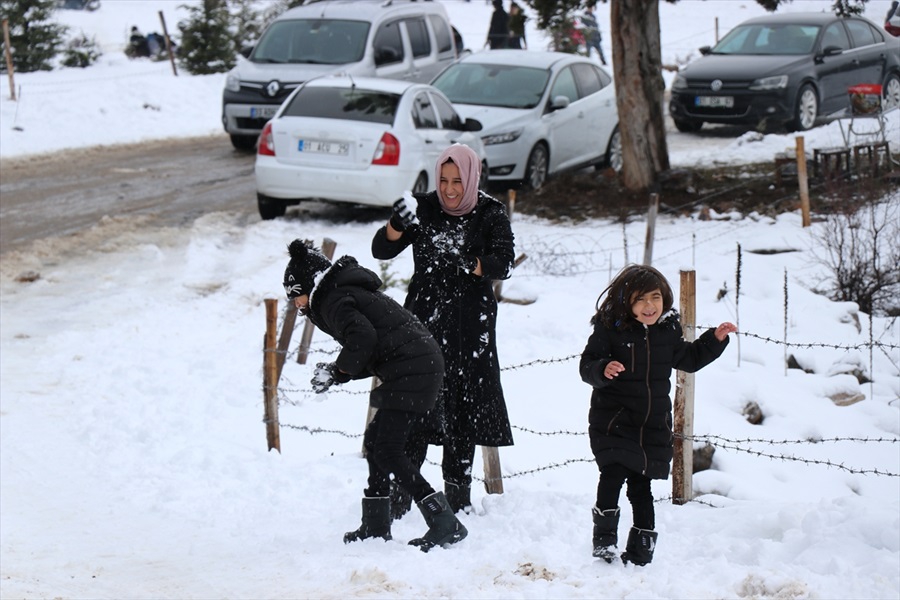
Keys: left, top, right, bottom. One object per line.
{"left": 671, "top": 74, "right": 687, "bottom": 90}
{"left": 225, "top": 72, "right": 241, "bottom": 93}
{"left": 749, "top": 75, "right": 788, "bottom": 91}
{"left": 482, "top": 129, "right": 523, "bottom": 145}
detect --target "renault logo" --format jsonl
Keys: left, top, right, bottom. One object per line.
{"left": 265, "top": 80, "right": 282, "bottom": 97}
{"left": 710, "top": 79, "right": 723, "bottom": 91}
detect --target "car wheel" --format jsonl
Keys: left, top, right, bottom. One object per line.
{"left": 479, "top": 160, "right": 489, "bottom": 191}
{"left": 673, "top": 118, "right": 703, "bottom": 133}
{"left": 882, "top": 73, "right": 900, "bottom": 111}
{"left": 231, "top": 134, "right": 257, "bottom": 152}
{"left": 412, "top": 172, "right": 428, "bottom": 195}
{"left": 257, "top": 193, "right": 286, "bottom": 220}
{"left": 606, "top": 127, "right": 623, "bottom": 173}
{"left": 792, "top": 84, "right": 818, "bottom": 131}
{"left": 524, "top": 143, "right": 549, "bottom": 191}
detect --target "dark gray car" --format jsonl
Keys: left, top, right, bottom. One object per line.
{"left": 669, "top": 12, "right": 900, "bottom": 132}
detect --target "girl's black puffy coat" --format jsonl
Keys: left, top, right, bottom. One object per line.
{"left": 579, "top": 312, "right": 729, "bottom": 479}
{"left": 308, "top": 256, "right": 444, "bottom": 414}
{"left": 371, "top": 191, "right": 515, "bottom": 446}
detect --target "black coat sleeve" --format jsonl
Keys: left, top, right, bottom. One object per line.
{"left": 579, "top": 322, "right": 615, "bottom": 389}
{"left": 371, "top": 223, "right": 418, "bottom": 260}
{"left": 475, "top": 202, "right": 515, "bottom": 281}
{"left": 672, "top": 326, "right": 729, "bottom": 373}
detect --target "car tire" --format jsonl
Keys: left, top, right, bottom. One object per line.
{"left": 605, "top": 127, "right": 623, "bottom": 172}
{"left": 257, "top": 193, "right": 287, "bottom": 220}
{"left": 524, "top": 143, "right": 549, "bottom": 191}
{"left": 791, "top": 84, "right": 818, "bottom": 132}
{"left": 231, "top": 134, "right": 258, "bottom": 152}
{"left": 882, "top": 73, "right": 900, "bottom": 111}
{"left": 412, "top": 172, "right": 428, "bottom": 195}
{"left": 673, "top": 118, "right": 703, "bottom": 133}
{"left": 479, "top": 161, "right": 489, "bottom": 191}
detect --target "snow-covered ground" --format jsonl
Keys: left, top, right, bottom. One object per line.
{"left": 1, "top": 2, "right": 899, "bottom": 599}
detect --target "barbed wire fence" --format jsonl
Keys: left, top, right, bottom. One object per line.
{"left": 264, "top": 196, "right": 900, "bottom": 499}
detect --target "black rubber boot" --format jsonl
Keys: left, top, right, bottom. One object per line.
{"left": 389, "top": 482, "right": 413, "bottom": 521}
{"left": 408, "top": 491, "right": 468, "bottom": 552}
{"left": 445, "top": 481, "right": 472, "bottom": 514}
{"left": 591, "top": 506, "right": 620, "bottom": 563}
{"left": 343, "top": 497, "right": 392, "bottom": 544}
{"left": 621, "top": 527, "right": 657, "bottom": 566}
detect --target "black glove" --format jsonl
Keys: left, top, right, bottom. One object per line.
{"left": 389, "top": 198, "right": 417, "bottom": 232}
{"left": 311, "top": 362, "right": 351, "bottom": 394}
{"left": 457, "top": 254, "right": 479, "bottom": 274}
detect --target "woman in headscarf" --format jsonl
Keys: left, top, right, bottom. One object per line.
{"left": 372, "top": 144, "right": 516, "bottom": 516}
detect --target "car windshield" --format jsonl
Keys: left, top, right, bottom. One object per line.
{"left": 253, "top": 19, "right": 370, "bottom": 65}
{"left": 282, "top": 86, "right": 400, "bottom": 125}
{"left": 712, "top": 23, "right": 820, "bottom": 55}
{"left": 432, "top": 64, "right": 550, "bottom": 109}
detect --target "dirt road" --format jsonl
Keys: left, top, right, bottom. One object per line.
{"left": 0, "top": 135, "right": 256, "bottom": 255}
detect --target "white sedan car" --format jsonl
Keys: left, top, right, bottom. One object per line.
{"left": 431, "top": 50, "right": 621, "bottom": 191}
{"left": 255, "top": 76, "right": 487, "bottom": 219}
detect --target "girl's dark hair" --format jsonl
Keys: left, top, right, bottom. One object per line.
{"left": 591, "top": 264, "right": 674, "bottom": 329}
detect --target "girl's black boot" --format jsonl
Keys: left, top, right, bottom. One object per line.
{"left": 343, "top": 497, "right": 392, "bottom": 543}
{"left": 591, "top": 506, "right": 620, "bottom": 562}
{"left": 621, "top": 527, "right": 657, "bottom": 566}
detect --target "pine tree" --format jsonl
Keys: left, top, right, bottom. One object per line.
{"left": 177, "top": 0, "right": 236, "bottom": 75}
{"left": 61, "top": 31, "right": 102, "bottom": 68}
{"left": 0, "top": 0, "right": 68, "bottom": 72}
{"left": 228, "top": 0, "right": 264, "bottom": 53}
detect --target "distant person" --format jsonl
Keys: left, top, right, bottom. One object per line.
{"left": 580, "top": 264, "right": 736, "bottom": 566}
{"left": 282, "top": 239, "right": 467, "bottom": 552}
{"left": 581, "top": 3, "right": 606, "bottom": 65}
{"left": 128, "top": 26, "right": 150, "bottom": 58}
{"left": 485, "top": 0, "right": 509, "bottom": 50}
{"left": 507, "top": 2, "right": 527, "bottom": 49}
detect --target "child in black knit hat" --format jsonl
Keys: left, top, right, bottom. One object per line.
{"left": 282, "top": 239, "right": 467, "bottom": 551}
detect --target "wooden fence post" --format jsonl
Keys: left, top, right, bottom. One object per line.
{"left": 797, "top": 136, "right": 810, "bottom": 227}
{"left": 672, "top": 270, "right": 695, "bottom": 504}
{"left": 643, "top": 192, "right": 659, "bottom": 266}
{"left": 296, "top": 238, "right": 337, "bottom": 364}
{"left": 482, "top": 446, "right": 504, "bottom": 494}
{"left": 263, "top": 298, "right": 281, "bottom": 453}
{"left": 3, "top": 19, "right": 16, "bottom": 101}
{"left": 158, "top": 11, "right": 178, "bottom": 76}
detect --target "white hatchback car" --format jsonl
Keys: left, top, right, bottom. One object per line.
{"left": 254, "top": 76, "right": 486, "bottom": 219}
{"left": 431, "top": 50, "right": 621, "bottom": 191}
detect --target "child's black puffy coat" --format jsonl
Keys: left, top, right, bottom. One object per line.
{"left": 579, "top": 311, "right": 729, "bottom": 479}
{"left": 308, "top": 256, "right": 444, "bottom": 414}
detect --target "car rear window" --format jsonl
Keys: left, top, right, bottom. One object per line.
{"left": 253, "top": 19, "right": 370, "bottom": 65}
{"left": 282, "top": 87, "right": 400, "bottom": 125}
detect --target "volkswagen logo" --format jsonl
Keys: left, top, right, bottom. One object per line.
{"left": 710, "top": 79, "right": 723, "bottom": 92}
{"left": 265, "top": 80, "right": 282, "bottom": 98}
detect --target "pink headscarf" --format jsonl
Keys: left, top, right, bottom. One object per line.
{"left": 435, "top": 144, "right": 481, "bottom": 217}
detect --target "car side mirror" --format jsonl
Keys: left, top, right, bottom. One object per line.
{"left": 550, "top": 95, "right": 570, "bottom": 111}
{"left": 463, "top": 118, "right": 483, "bottom": 132}
{"left": 375, "top": 46, "right": 402, "bottom": 66}
{"left": 699, "top": 45, "right": 712, "bottom": 55}
{"left": 821, "top": 45, "right": 843, "bottom": 56}
{"left": 240, "top": 45, "right": 254, "bottom": 59}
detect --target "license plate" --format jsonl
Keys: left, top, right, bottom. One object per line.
{"left": 695, "top": 96, "right": 734, "bottom": 108}
{"left": 298, "top": 139, "right": 349, "bottom": 156}
{"left": 250, "top": 106, "right": 278, "bottom": 119}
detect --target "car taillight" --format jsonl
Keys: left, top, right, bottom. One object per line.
{"left": 372, "top": 132, "right": 400, "bottom": 166}
{"left": 886, "top": 23, "right": 900, "bottom": 37}
{"left": 258, "top": 122, "right": 275, "bottom": 156}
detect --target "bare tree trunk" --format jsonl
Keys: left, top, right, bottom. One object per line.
{"left": 610, "top": 0, "right": 670, "bottom": 191}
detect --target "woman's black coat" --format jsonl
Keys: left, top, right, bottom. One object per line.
{"left": 372, "top": 191, "right": 515, "bottom": 446}
{"left": 308, "top": 256, "right": 444, "bottom": 414}
{"left": 579, "top": 311, "right": 729, "bottom": 479}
